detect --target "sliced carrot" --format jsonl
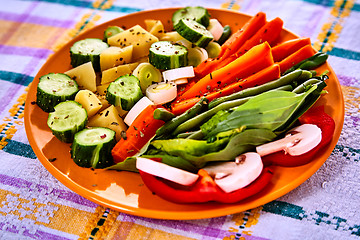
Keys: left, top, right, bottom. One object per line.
{"left": 179, "top": 42, "right": 274, "bottom": 100}
{"left": 112, "top": 105, "right": 165, "bottom": 163}
{"left": 172, "top": 64, "right": 280, "bottom": 115}
{"left": 194, "top": 12, "right": 267, "bottom": 80}
{"left": 236, "top": 17, "right": 284, "bottom": 56}
{"left": 278, "top": 44, "right": 315, "bottom": 73}
{"left": 219, "top": 12, "right": 267, "bottom": 59}
{"left": 272, "top": 37, "right": 311, "bottom": 62}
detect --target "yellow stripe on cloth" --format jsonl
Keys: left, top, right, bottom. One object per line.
{"left": 313, "top": 0, "right": 355, "bottom": 52}
{"left": 105, "top": 220, "right": 197, "bottom": 240}
{"left": 223, "top": 207, "right": 262, "bottom": 240}
{"left": 0, "top": 20, "right": 67, "bottom": 49}
{"left": 0, "top": 189, "right": 95, "bottom": 236}
{"left": 221, "top": 0, "right": 242, "bottom": 10}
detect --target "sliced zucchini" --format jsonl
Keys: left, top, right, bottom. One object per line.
{"left": 132, "top": 62, "right": 162, "bottom": 93}
{"left": 71, "top": 127, "right": 116, "bottom": 169}
{"left": 106, "top": 75, "right": 143, "bottom": 111}
{"left": 217, "top": 25, "right": 231, "bottom": 45}
{"left": 172, "top": 6, "right": 210, "bottom": 28}
{"left": 47, "top": 101, "right": 87, "bottom": 143}
{"left": 174, "top": 18, "right": 213, "bottom": 48}
{"left": 149, "top": 41, "right": 188, "bottom": 70}
{"left": 70, "top": 38, "right": 109, "bottom": 72}
{"left": 36, "top": 73, "right": 79, "bottom": 112}
{"left": 103, "top": 26, "right": 124, "bottom": 42}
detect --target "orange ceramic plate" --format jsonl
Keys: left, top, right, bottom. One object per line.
{"left": 24, "top": 8, "right": 344, "bottom": 220}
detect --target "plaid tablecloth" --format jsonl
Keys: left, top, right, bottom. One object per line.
{"left": 0, "top": 0, "right": 359, "bottom": 239}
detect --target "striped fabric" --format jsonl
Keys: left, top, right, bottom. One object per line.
{"left": 0, "top": 0, "right": 359, "bottom": 239}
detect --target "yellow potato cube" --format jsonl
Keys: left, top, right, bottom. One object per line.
{"left": 74, "top": 90, "right": 102, "bottom": 118}
{"left": 100, "top": 45, "right": 133, "bottom": 71}
{"left": 88, "top": 105, "right": 127, "bottom": 141}
{"left": 107, "top": 25, "right": 158, "bottom": 59}
{"left": 101, "top": 62, "right": 139, "bottom": 85}
{"left": 145, "top": 19, "right": 165, "bottom": 39}
{"left": 65, "top": 62, "right": 96, "bottom": 92}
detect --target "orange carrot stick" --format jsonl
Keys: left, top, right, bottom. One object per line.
{"left": 278, "top": 44, "right": 315, "bottom": 73}
{"left": 171, "top": 64, "right": 280, "bottom": 115}
{"left": 219, "top": 12, "right": 267, "bottom": 59}
{"left": 194, "top": 12, "right": 267, "bottom": 80}
{"left": 272, "top": 37, "right": 311, "bottom": 62}
{"left": 180, "top": 42, "right": 274, "bottom": 100}
{"left": 236, "top": 17, "right": 284, "bottom": 57}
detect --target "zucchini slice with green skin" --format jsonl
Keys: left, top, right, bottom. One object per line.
{"left": 70, "top": 38, "right": 109, "bottom": 72}
{"left": 172, "top": 6, "right": 210, "bottom": 28}
{"left": 36, "top": 73, "right": 79, "bottom": 112}
{"left": 47, "top": 101, "right": 87, "bottom": 143}
{"left": 174, "top": 18, "right": 213, "bottom": 48}
{"left": 149, "top": 41, "right": 188, "bottom": 70}
{"left": 103, "top": 26, "right": 124, "bottom": 42}
{"left": 106, "top": 75, "right": 143, "bottom": 111}
{"left": 71, "top": 127, "right": 116, "bottom": 169}
{"left": 217, "top": 25, "right": 231, "bottom": 45}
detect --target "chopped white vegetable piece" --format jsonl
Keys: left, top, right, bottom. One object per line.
{"left": 256, "top": 124, "right": 322, "bottom": 156}
{"left": 136, "top": 157, "right": 199, "bottom": 186}
{"left": 203, "top": 152, "right": 263, "bottom": 193}
{"left": 207, "top": 19, "right": 224, "bottom": 41}
{"left": 124, "top": 96, "right": 153, "bottom": 126}
{"left": 146, "top": 82, "right": 177, "bottom": 105}
{"left": 162, "top": 66, "right": 195, "bottom": 82}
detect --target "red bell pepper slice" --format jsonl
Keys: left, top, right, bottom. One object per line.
{"left": 139, "top": 166, "right": 274, "bottom": 204}
{"left": 262, "top": 105, "right": 335, "bottom": 167}
{"left": 111, "top": 105, "right": 165, "bottom": 163}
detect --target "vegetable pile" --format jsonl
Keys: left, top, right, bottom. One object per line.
{"left": 35, "top": 6, "right": 335, "bottom": 204}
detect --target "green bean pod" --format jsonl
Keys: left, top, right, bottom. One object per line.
{"left": 283, "top": 52, "right": 328, "bottom": 75}
{"left": 209, "top": 69, "right": 305, "bottom": 108}
{"left": 156, "top": 97, "right": 209, "bottom": 138}
{"left": 153, "top": 108, "right": 175, "bottom": 121}
{"left": 292, "top": 79, "right": 322, "bottom": 94}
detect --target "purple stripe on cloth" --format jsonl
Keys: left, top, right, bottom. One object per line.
{"left": 122, "top": 213, "right": 231, "bottom": 238}
{"left": 337, "top": 74, "right": 359, "bottom": 87}
{"left": 0, "top": 45, "right": 53, "bottom": 58}
{"left": 0, "top": 174, "right": 97, "bottom": 208}
{"left": 0, "top": 11, "right": 75, "bottom": 28}
{"left": 0, "top": 222, "right": 73, "bottom": 240}
{"left": 0, "top": 2, "right": 39, "bottom": 44}
{"left": 300, "top": 7, "right": 326, "bottom": 38}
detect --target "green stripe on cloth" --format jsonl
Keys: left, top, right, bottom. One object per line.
{"left": 300, "top": 0, "right": 360, "bottom": 11}
{"left": 0, "top": 71, "right": 34, "bottom": 86}
{"left": 263, "top": 200, "right": 360, "bottom": 236}
{"left": 2, "top": 139, "right": 37, "bottom": 159}
{"left": 328, "top": 47, "right": 360, "bottom": 61}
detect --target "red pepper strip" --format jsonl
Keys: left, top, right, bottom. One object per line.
{"left": 262, "top": 106, "right": 335, "bottom": 167}
{"left": 171, "top": 64, "right": 280, "bottom": 115}
{"left": 278, "top": 44, "right": 315, "bottom": 74}
{"left": 179, "top": 42, "right": 274, "bottom": 100}
{"left": 139, "top": 166, "right": 274, "bottom": 203}
{"left": 111, "top": 105, "right": 165, "bottom": 163}
{"left": 236, "top": 17, "right": 284, "bottom": 57}
{"left": 271, "top": 37, "right": 311, "bottom": 62}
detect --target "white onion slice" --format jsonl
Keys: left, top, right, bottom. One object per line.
{"left": 136, "top": 157, "right": 199, "bottom": 186}
{"left": 146, "top": 82, "right": 177, "bottom": 105}
{"left": 124, "top": 96, "right": 153, "bottom": 126}
{"left": 208, "top": 19, "right": 224, "bottom": 41}
{"left": 162, "top": 66, "right": 195, "bottom": 82}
